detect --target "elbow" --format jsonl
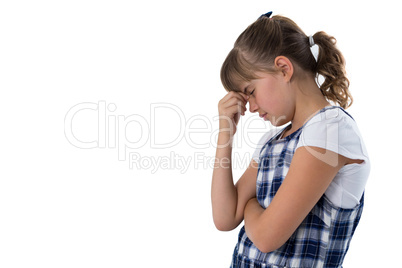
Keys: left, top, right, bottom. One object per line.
{"left": 215, "top": 223, "right": 232, "bottom": 232}
{"left": 213, "top": 218, "right": 238, "bottom": 232}
{"left": 249, "top": 228, "right": 283, "bottom": 253}
{"left": 253, "top": 239, "right": 277, "bottom": 254}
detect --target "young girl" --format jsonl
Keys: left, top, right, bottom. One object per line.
{"left": 211, "top": 12, "right": 370, "bottom": 268}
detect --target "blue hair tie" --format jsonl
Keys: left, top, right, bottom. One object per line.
{"left": 259, "top": 11, "right": 272, "bottom": 19}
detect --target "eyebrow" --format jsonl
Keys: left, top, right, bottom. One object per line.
{"left": 243, "top": 85, "right": 249, "bottom": 94}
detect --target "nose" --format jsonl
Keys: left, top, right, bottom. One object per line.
{"left": 248, "top": 97, "right": 259, "bottom": 113}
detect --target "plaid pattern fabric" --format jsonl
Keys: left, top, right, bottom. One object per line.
{"left": 231, "top": 107, "right": 364, "bottom": 268}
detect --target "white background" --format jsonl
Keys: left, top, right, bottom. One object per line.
{"left": 1, "top": 0, "right": 400, "bottom": 267}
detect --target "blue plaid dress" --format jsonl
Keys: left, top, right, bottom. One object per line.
{"left": 231, "top": 107, "right": 364, "bottom": 268}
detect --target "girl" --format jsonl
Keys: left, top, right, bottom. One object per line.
{"left": 211, "top": 12, "right": 370, "bottom": 268}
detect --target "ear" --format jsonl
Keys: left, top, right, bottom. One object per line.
{"left": 274, "top": 56, "right": 294, "bottom": 82}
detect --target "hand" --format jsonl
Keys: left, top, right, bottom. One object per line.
{"left": 217, "top": 91, "right": 249, "bottom": 136}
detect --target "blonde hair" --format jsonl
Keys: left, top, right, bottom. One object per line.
{"left": 220, "top": 15, "right": 352, "bottom": 109}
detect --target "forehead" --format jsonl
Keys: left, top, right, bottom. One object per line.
{"left": 237, "top": 72, "right": 278, "bottom": 92}
{"left": 228, "top": 79, "right": 250, "bottom": 93}
{"left": 236, "top": 72, "right": 267, "bottom": 91}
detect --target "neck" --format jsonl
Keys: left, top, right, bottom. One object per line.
{"left": 286, "top": 75, "right": 330, "bottom": 135}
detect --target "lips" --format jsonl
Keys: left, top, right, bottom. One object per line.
{"left": 259, "top": 113, "right": 267, "bottom": 118}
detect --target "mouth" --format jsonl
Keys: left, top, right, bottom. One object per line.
{"left": 259, "top": 113, "right": 267, "bottom": 119}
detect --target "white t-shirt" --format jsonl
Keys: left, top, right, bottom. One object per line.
{"left": 251, "top": 107, "right": 370, "bottom": 209}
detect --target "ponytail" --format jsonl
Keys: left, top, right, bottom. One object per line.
{"left": 313, "top": 31, "right": 352, "bottom": 108}
{"left": 221, "top": 16, "right": 353, "bottom": 109}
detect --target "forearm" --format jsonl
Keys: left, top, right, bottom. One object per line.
{"left": 244, "top": 198, "right": 269, "bottom": 251}
{"left": 245, "top": 198, "right": 285, "bottom": 253}
{"left": 211, "top": 132, "right": 239, "bottom": 231}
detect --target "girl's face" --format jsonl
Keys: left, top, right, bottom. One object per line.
{"left": 241, "top": 72, "right": 296, "bottom": 127}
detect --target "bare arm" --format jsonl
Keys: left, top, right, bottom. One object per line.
{"left": 212, "top": 153, "right": 258, "bottom": 231}
{"left": 211, "top": 91, "right": 258, "bottom": 231}
{"left": 243, "top": 147, "right": 362, "bottom": 253}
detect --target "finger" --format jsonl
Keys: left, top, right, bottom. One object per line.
{"left": 236, "top": 92, "right": 249, "bottom": 104}
{"left": 222, "top": 94, "right": 247, "bottom": 108}
{"left": 222, "top": 97, "right": 245, "bottom": 108}
{"left": 221, "top": 91, "right": 248, "bottom": 105}
{"left": 227, "top": 103, "right": 246, "bottom": 116}
{"left": 226, "top": 92, "right": 248, "bottom": 104}
{"left": 238, "top": 92, "right": 249, "bottom": 102}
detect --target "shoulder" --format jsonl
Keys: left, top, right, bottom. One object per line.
{"left": 304, "top": 106, "right": 354, "bottom": 127}
{"left": 297, "top": 106, "right": 369, "bottom": 162}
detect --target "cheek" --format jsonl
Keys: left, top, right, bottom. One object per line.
{"left": 263, "top": 93, "right": 292, "bottom": 119}
{"left": 255, "top": 90, "right": 272, "bottom": 105}
{"left": 259, "top": 93, "right": 279, "bottom": 110}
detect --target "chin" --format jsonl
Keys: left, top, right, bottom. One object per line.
{"left": 267, "top": 115, "right": 289, "bottom": 127}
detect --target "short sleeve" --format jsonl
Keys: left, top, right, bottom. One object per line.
{"left": 252, "top": 129, "right": 279, "bottom": 164}
{"left": 296, "top": 108, "right": 369, "bottom": 163}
